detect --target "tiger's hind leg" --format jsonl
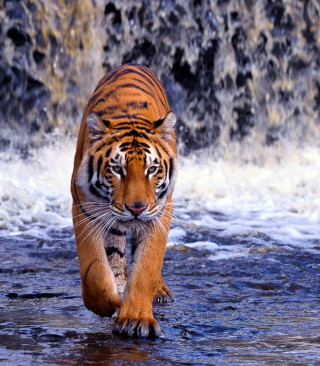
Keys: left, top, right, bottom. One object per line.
{"left": 153, "top": 272, "right": 174, "bottom": 304}
{"left": 104, "top": 230, "right": 128, "bottom": 297}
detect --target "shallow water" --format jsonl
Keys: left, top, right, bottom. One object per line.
{"left": 1, "top": 225, "right": 320, "bottom": 365}
{"left": 1, "top": 138, "right": 320, "bottom": 364}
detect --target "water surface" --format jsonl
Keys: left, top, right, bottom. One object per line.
{"left": 0, "top": 137, "right": 320, "bottom": 364}
{"left": 1, "top": 226, "right": 320, "bottom": 365}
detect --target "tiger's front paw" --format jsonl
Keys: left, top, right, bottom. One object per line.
{"left": 153, "top": 282, "right": 174, "bottom": 304}
{"left": 113, "top": 316, "right": 161, "bottom": 338}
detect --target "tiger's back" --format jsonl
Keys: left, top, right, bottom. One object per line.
{"left": 72, "top": 64, "right": 175, "bottom": 171}
{"left": 71, "top": 64, "right": 177, "bottom": 338}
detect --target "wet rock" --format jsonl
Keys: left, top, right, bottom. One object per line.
{"left": 38, "top": 334, "right": 66, "bottom": 342}
{"left": 0, "top": 0, "right": 104, "bottom": 145}
{"left": 0, "top": 0, "right": 319, "bottom": 155}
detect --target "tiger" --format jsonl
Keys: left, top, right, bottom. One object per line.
{"left": 71, "top": 64, "right": 177, "bottom": 338}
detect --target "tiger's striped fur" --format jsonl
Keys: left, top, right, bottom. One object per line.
{"left": 71, "top": 64, "right": 177, "bottom": 338}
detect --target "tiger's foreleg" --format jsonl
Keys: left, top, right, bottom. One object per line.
{"left": 129, "top": 245, "right": 173, "bottom": 304}
{"left": 113, "top": 205, "right": 172, "bottom": 338}
{"left": 72, "top": 203, "right": 121, "bottom": 316}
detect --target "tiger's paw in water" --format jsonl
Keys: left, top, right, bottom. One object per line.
{"left": 153, "top": 283, "right": 174, "bottom": 304}
{"left": 113, "top": 316, "right": 161, "bottom": 338}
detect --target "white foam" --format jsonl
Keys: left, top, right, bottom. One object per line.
{"left": 174, "top": 145, "right": 320, "bottom": 248}
{"left": 0, "top": 133, "right": 75, "bottom": 238}
{"left": 185, "top": 241, "right": 219, "bottom": 250}
{"left": 208, "top": 251, "right": 247, "bottom": 261}
{"left": 167, "top": 226, "right": 187, "bottom": 246}
{"left": 182, "top": 240, "right": 248, "bottom": 261}
{"left": 0, "top": 136, "right": 319, "bottom": 253}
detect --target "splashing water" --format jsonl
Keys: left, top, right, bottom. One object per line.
{"left": 1, "top": 132, "right": 319, "bottom": 259}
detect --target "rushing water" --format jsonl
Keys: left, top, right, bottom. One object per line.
{"left": 0, "top": 134, "right": 320, "bottom": 364}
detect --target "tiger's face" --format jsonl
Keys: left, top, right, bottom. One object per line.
{"left": 77, "top": 112, "right": 177, "bottom": 225}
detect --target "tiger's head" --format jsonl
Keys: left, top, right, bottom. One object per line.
{"left": 77, "top": 111, "right": 177, "bottom": 227}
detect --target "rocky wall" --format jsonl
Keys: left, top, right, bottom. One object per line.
{"left": 0, "top": 0, "right": 105, "bottom": 147}
{"left": 0, "top": 0, "right": 319, "bottom": 156}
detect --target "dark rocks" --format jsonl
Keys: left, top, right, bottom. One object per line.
{"left": 0, "top": 0, "right": 319, "bottom": 154}
{"left": 0, "top": 0, "right": 104, "bottom": 145}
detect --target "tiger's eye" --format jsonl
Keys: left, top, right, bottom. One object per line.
{"left": 148, "top": 166, "right": 157, "bottom": 173}
{"left": 113, "top": 166, "right": 122, "bottom": 172}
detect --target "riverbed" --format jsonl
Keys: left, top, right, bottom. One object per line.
{"left": 1, "top": 224, "right": 320, "bottom": 365}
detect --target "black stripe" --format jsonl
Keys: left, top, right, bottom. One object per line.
{"left": 105, "top": 68, "right": 137, "bottom": 86}
{"left": 134, "top": 126, "right": 152, "bottom": 133}
{"left": 113, "top": 122, "right": 132, "bottom": 127}
{"left": 156, "top": 138, "right": 171, "bottom": 157}
{"left": 106, "top": 246, "right": 125, "bottom": 257}
{"left": 120, "top": 142, "right": 131, "bottom": 148}
{"left": 168, "top": 157, "right": 174, "bottom": 181}
{"left": 139, "top": 142, "right": 150, "bottom": 148}
{"left": 129, "top": 77, "right": 162, "bottom": 114}
{"left": 155, "top": 145, "right": 162, "bottom": 158}
{"left": 72, "top": 178, "right": 99, "bottom": 222}
{"left": 158, "top": 187, "right": 168, "bottom": 200}
{"left": 104, "top": 161, "right": 110, "bottom": 170}
{"left": 101, "top": 119, "right": 110, "bottom": 128}
{"left": 96, "top": 105, "right": 120, "bottom": 116}
{"left": 115, "top": 66, "right": 166, "bottom": 111}
{"left": 100, "top": 182, "right": 110, "bottom": 191}
{"left": 109, "top": 68, "right": 155, "bottom": 92}
{"left": 110, "top": 114, "right": 151, "bottom": 126}
{"left": 133, "top": 116, "right": 152, "bottom": 124}
{"left": 154, "top": 116, "right": 165, "bottom": 129}
{"left": 110, "top": 227, "right": 127, "bottom": 236}
{"left": 163, "top": 159, "right": 168, "bottom": 178}
{"left": 127, "top": 100, "right": 149, "bottom": 109}
{"left": 95, "top": 143, "right": 105, "bottom": 153}
{"left": 105, "top": 147, "right": 112, "bottom": 157}
{"left": 114, "top": 121, "right": 152, "bottom": 131}
{"left": 118, "top": 83, "right": 157, "bottom": 104}
{"left": 95, "top": 97, "right": 106, "bottom": 105}
{"left": 88, "top": 89, "right": 104, "bottom": 109}
{"left": 71, "top": 177, "right": 79, "bottom": 205}
{"left": 138, "top": 131, "right": 151, "bottom": 140}
{"left": 135, "top": 65, "right": 168, "bottom": 110}
{"left": 88, "top": 156, "right": 94, "bottom": 183}
{"left": 131, "top": 244, "right": 137, "bottom": 257}
{"left": 131, "top": 237, "right": 141, "bottom": 258}
{"left": 97, "top": 155, "right": 103, "bottom": 178}
{"left": 80, "top": 119, "right": 87, "bottom": 161}
{"left": 113, "top": 126, "right": 132, "bottom": 131}
{"left": 121, "top": 130, "right": 142, "bottom": 138}
{"left": 94, "top": 65, "right": 126, "bottom": 92}
{"left": 89, "top": 184, "right": 104, "bottom": 198}
{"left": 109, "top": 114, "right": 132, "bottom": 120}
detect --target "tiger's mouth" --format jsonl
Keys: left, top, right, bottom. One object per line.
{"left": 116, "top": 210, "right": 160, "bottom": 224}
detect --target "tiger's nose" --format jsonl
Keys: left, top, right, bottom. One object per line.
{"left": 126, "top": 202, "right": 147, "bottom": 216}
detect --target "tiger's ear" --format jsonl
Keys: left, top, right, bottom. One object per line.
{"left": 154, "top": 111, "right": 176, "bottom": 141}
{"left": 86, "top": 112, "right": 110, "bottom": 141}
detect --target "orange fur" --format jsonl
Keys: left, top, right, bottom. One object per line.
{"left": 71, "top": 64, "right": 177, "bottom": 337}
